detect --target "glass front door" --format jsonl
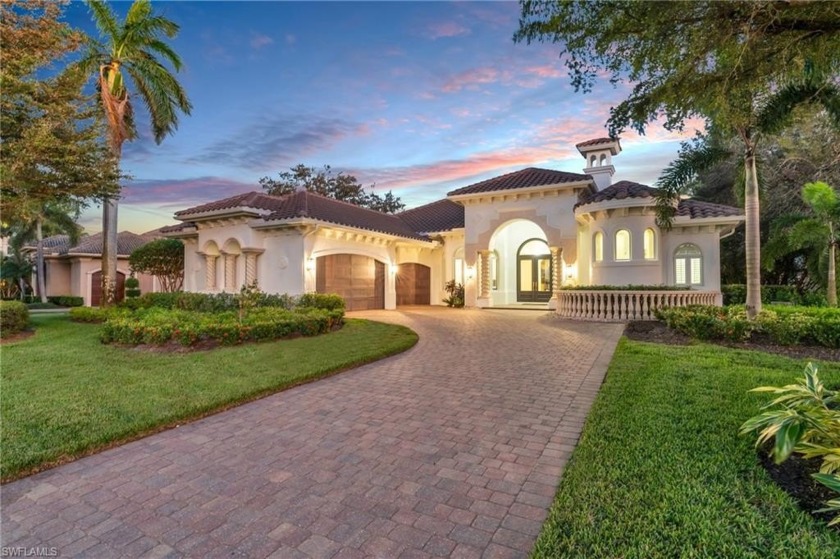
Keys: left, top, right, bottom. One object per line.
{"left": 517, "top": 255, "right": 552, "bottom": 302}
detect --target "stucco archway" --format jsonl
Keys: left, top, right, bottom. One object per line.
{"left": 488, "top": 220, "right": 549, "bottom": 305}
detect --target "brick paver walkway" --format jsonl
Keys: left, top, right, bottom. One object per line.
{"left": 1, "top": 308, "right": 623, "bottom": 558}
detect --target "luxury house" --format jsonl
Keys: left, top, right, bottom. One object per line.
{"left": 163, "top": 138, "right": 744, "bottom": 315}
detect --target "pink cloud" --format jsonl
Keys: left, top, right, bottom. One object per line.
{"left": 250, "top": 33, "right": 274, "bottom": 50}
{"left": 442, "top": 67, "right": 504, "bottom": 93}
{"left": 425, "top": 21, "right": 470, "bottom": 40}
{"left": 523, "top": 65, "right": 564, "bottom": 79}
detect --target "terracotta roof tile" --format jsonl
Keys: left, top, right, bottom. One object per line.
{"left": 159, "top": 222, "right": 195, "bottom": 234}
{"left": 397, "top": 199, "right": 464, "bottom": 233}
{"left": 175, "top": 191, "right": 287, "bottom": 217}
{"left": 575, "top": 180, "right": 659, "bottom": 208}
{"left": 263, "top": 190, "right": 428, "bottom": 240}
{"left": 677, "top": 199, "right": 743, "bottom": 219}
{"left": 68, "top": 231, "right": 154, "bottom": 256}
{"left": 575, "top": 137, "right": 616, "bottom": 148}
{"left": 447, "top": 167, "right": 590, "bottom": 196}
{"left": 576, "top": 181, "right": 742, "bottom": 219}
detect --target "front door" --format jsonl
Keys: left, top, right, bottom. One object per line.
{"left": 517, "top": 255, "right": 552, "bottom": 302}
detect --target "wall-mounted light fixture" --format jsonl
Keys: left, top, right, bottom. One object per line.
{"left": 390, "top": 264, "right": 399, "bottom": 274}
{"left": 466, "top": 265, "right": 475, "bottom": 280}
{"left": 305, "top": 257, "right": 315, "bottom": 271}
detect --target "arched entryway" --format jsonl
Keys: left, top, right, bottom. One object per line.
{"left": 517, "top": 239, "right": 552, "bottom": 302}
{"left": 91, "top": 270, "right": 125, "bottom": 306}
{"left": 396, "top": 263, "right": 431, "bottom": 306}
{"left": 316, "top": 254, "right": 385, "bottom": 311}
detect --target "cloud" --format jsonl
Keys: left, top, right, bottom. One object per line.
{"left": 250, "top": 33, "right": 274, "bottom": 50}
{"left": 121, "top": 176, "right": 256, "bottom": 208}
{"left": 442, "top": 67, "right": 505, "bottom": 93}
{"left": 188, "top": 114, "right": 371, "bottom": 172}
{"left": 285, "top": 34, "right": 296, "bottom": 45}
{"left": 523, "top": 65, "right": 564, "bottom": 79}
{"left": 424, "top": 21, "right": 470, "bottom": 40}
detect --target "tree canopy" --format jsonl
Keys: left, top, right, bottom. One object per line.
{"left": 1, "top": 0, "right": 119, "bottom": 222}
{"left": 129, "top": 238, "right": 184, "bottom": 293}
{"left": 260, "top": 165, "right": 406, "bottom": 214}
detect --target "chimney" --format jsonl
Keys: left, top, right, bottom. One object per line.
{"left": 576, "top": 137, "right": 622, "bottom": 190}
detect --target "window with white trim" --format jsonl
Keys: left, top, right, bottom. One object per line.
{"left": 643, "top": 228, "right": 656, "bottom": 260}
{"left": 615, "top": 229, "right": 631, "bottom": 261}
{"left": 593, "top": 231, "right": 603, "bottom": 262}
{"left": 675, "top": 243, "right": 703, "bottom": 286}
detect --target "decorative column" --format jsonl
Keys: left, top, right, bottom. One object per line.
{"left": 478, "top": 250, "right": 491, "bottom": 299}
{"left": 244, "top": 253, "right": 257, "bottom": 286}
{"left": 224, "top": 254, "right": 237, "bottom": 292}
{"left": 550, "top": 247, "right": 562, "bottom": 308}
{"left": 204, "top": 254, "right": 218, "bottom": 291}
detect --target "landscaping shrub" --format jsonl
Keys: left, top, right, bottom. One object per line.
{"left": 0, "top": 301, "right": 29, "bottom": 337}
{"left": 297, "top": 292, "right": 345, "bottom": 311}
{"left": 122, "top": 291, "right": 302, "bottom": 313}
{"left": 721, "top": 284, "right": 828, "bottom": 306}
{"left": 68, "top": 306, "right": 127, "bottom": 323}
{"left": 741, "top": 363, "right": 840, "bottom": 525}
{"left": 656, "top": 305, "right": 751, "bottom": 342}
{"left": 46, "top": 295, "right": 84, "bottom": 307}
{"left": 443, "top": 280, "right": 464, "bottom": 307}
{"left": 125, "top": 276, "right": 141, "bottom": 299}
{"left": 100, "top": 306, "right": 343, "bottom": 346}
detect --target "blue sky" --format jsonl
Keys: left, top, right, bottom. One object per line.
{"left": 65, "top": 1, "right": 703, "bottom": 233}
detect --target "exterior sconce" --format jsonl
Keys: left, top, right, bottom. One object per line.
{"left": 466, "top": 265, "right": 475, "bottom": 280}
{"left": 390, "top": 264, "right": 399, "bottom": 274}
{"left": 305, "top": 257, "right": 314, "bottom": 271}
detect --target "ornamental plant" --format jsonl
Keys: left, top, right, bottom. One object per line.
{"left": 443, "top": 280, "right": 464, "bottom": 308}
{"left": 740, "top": 363, "right": 840, "bottom": 525}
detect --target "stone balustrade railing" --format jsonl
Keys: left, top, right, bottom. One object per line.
{"left": 557, "top": 290, "right": 720, "bottom": 321}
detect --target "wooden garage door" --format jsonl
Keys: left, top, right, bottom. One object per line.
{"left": 91, "top": 270, "right": 126, "bottom": 307}
{"left": 316, "top": 254, "right": 385, "bottom": 311}
{"left": 396, "top": 263, "right": 431, "bottom": 306}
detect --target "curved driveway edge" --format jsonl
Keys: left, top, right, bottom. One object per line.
{"left": 1, "top": 308, "right": 623, "bottom": 558}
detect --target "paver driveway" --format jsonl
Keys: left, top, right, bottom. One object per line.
{"left": 1, "top": 308, "right": 623, "bottom": 558}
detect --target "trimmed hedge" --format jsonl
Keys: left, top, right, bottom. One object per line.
{"left": 564, "top": 284, "right": 688, "bottom": 291}
{"left": 657, "top": 305, "right": 840, "bottom": 348}
{"left": 0, "top": 301, "right": 29, "bottom": 337}
{"left": 46, "top": 295, "right": 84, "bottom": 307}
{"left": 119, "top": 291, "right": 342, "bottom": 313}
{"left": 68, "top": 307, "right": 128, "bottom": 323}
{"left": 100, "top": 307, "right": 344, "bottom": 346}
{"left": 721, "top": 284, "right": 828, "bottom": 307}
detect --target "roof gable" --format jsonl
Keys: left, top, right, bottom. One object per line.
{"left": 447, "top": 167, "right": 591, "bottom": 197}
{"left": 176, "top": 191, "right": 287, "bottom": 217}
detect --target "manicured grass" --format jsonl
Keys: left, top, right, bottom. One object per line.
{"left": 533, "top": 339, "right": 840, "bottom": 558}
{"left": 1, "top": 315, "right": 417, "bottom": 481}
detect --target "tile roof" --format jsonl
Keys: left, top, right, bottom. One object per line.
{"left": 575, "top": 181, "right": 658, "bottom": 208}
{"left": 175, "top": 191, "right": 288, "bottom": 217}
{"left": 677, "top": 199, "right": 744, "bottom": 219}
{"left": 447, "top": 167, "right": 591, "bottom": 197}
{"left": 575, "top": 137, "right": 615, "bottom": 148}
{"left": 262, "top": 190, "right": 429, "bottom": 240}
{"left": 575, "top": 180, "right": 743, "bottom": 219}
{"left": 28, "top": 231, "right": 158, "bottom": 257}
{"left": 397, "top": 199, "right": 464, "bottom": 233}
{"left": 159, "top": 222, "right": 195, "bottom": 234}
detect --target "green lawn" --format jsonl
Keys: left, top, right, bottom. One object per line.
{"left": 532, "top": 339, "right": 840, "bottom": 559}
{"left": 1, "top": 314, "right": 417, "bottom": 481}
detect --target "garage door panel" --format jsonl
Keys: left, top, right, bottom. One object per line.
{"left": 316, "top": 254, "right": 384, "bottom": 311}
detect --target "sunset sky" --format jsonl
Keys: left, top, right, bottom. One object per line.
{"left": 65, "top": 1, "right": 703, "bottom": 234}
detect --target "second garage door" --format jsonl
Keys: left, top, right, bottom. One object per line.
{"left": 396, "top": 263, "right": 431, "bottom": 306}
{"left": 316, "top": 254, "right": 385, "bottom": 311}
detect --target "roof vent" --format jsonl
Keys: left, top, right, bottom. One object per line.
{"left": 575, "top": 137, "right": 621, "bottom": 190}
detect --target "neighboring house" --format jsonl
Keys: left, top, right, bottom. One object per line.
{"left": 23, "top": 231, "right": 160, "bottom": 306}
{"left": 164, "top": 138, "right": 744, "bottom": 311}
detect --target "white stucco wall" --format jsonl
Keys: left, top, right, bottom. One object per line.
{"left": 583, "top": 211, "right": 664, "bottom": 286}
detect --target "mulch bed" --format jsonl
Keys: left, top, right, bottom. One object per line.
{"left": 626, "top": 319, "right": 839, "bottom": 529}
{"left": 0, "top": 330, "right": 35, "bottom": 344}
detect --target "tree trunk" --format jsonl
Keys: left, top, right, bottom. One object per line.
{"left": 829, "top": 237, "right": 837, "bottom": 306}
{"left": 744, "top": 146, "right": 762, "bottom": 319}
{"left": 101, "top": 197, "right": 119, "bottom": 307}
{"left": 36, "top": 219, "right": 47, "bottom": 303}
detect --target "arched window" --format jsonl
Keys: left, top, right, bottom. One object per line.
{"left": 615, "top": 230, "right": 631, "bottom": 261}
{"left": 590, "top": 155, "right": 597, "bottom": 166}
{"left": 675, "top": 243, "right": 703, "bottom": 285}
{"left": 453, "top": 248, "right": 464, "bottom": 285}
{"left": 599, "top": 154, "right": 607, "bottom": 166}
{"left": 643, "top": 228, "right": 656, "bottom": 260}
{"left": 593, "top": 231, "right": 603, "bottom": 262}
{"left": 489, "top": 250, "right": 499, "bottom": 290}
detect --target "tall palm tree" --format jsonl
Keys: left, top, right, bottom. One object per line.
{"left": 9, "top": 202, "right": 82, "bottom": 303}
{"left": 81, "top": 0, "right": 191, "bottom": 306}
{"left": 655, "top": 73, "right": 840, "bottom": 319}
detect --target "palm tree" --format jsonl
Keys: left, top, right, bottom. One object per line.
{"left": 655, "top": 73, "right": 840, "bottom": 319}
{"left": 763, "top": 182, "right": 840, "bottom": 306}
{"left": 9, "top": 202, "right": 82, "bottom": 303}
{"left": 80, "top": 0, "right": 191, "bottom": 306}
{"left": 0, "top": 250, "right": 34, "bottom": 301}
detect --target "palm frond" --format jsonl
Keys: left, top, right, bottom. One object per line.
{"left": 654, "top": 138, "right": 731, "bottom": 229}
{"left": 85, "top": 0, "right": 120, "bottom": 43}
{"left": 124, "top": 0, "right": 153, "bottom": 28}
{"left": 124, "top": 53, "right": 192, "bottom": 143}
